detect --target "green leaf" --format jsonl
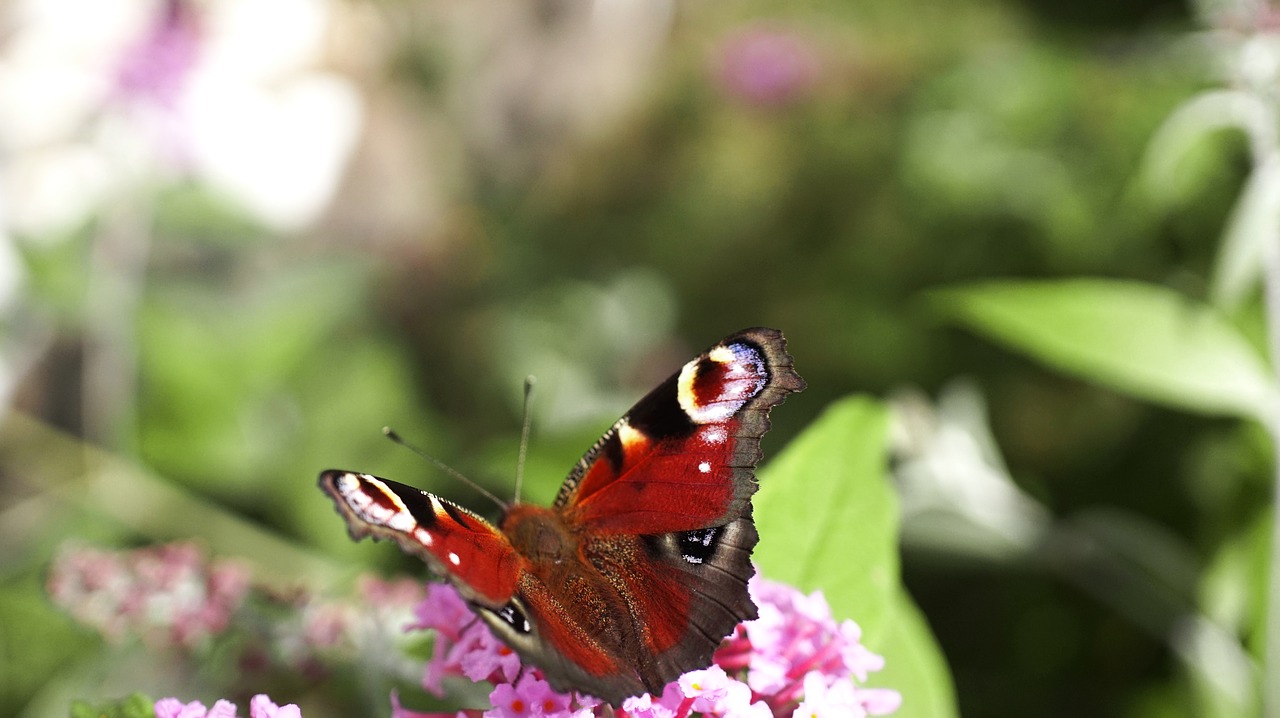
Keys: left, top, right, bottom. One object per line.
{"left": 69, "top": 693, "right": 154, "bottom": 718}
{"left": 0, "top": 576, "right": 96, "bottom": 714}
{"left": 756, "top": 396, "right": 957, "bottom": 718}
{"left": 120, "top": 693, "right": 156, "bottom": 718}
{"left": 930, "top": 279, "right": 1277, "bottom": 424}
{"left": 755, "top": 397, "right": 898, "bottom": 625}
{"left": 877, "top": 589, "right": 959, "bottom": 718}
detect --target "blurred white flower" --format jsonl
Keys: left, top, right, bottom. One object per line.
{"left": 0, "top": 181, "right": 54, "bottom": 419}
{"left": 0, "top": 0, "right": 364, "bottom": 235}
{"left": 431, "top": 0, "right": 674, "bottom": 183}
{"left": 889, "top": 380, "right": 1052, "bottom": 560}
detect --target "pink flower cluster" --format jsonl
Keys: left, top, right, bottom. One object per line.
{"left": 276, "top": 574, "right": 426, "bottom": 672}
{"left": 728, "top": 580, "right": 902, "bottom": 717}
{"left": 113, "top": 0, "right": 201, "bottom": 111}
{"left": 714, "top": 26, "right": 820, "bottom": 108}
{"left": 154, "top": 693, "right": 300, "bottom": 718}
{"left": 47, "top": 540, "right": 427, "bottom": 673}
{"left": 47, "top": 542, "right": 250, "bottom": 650}
{"left": 396, "top": 576, "right": 900, "bottom": 718}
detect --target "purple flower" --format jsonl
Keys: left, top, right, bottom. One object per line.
{"left": 792, "top": 672, "right": 862, "bottom": 717}
{"left": 677, "top": 666, "right": 765, "bottom": 716}
{"left": 483, "top": 675, "right": 570, "bottom": 718}
{"left": 409, "top": 581, "right": 474, "bottom": 642}
{"left": 398, "top": 574, "right": 900, "bottom": 717}
{"left": 457, "top": 622, "right": 524, "bottom": 685}
{"left": 736, "top": 577, "right": 893, "bottom": 714}
{"left": 714, "top": 25, "right": 820, "bottom": 108}
{"left": 410, "top": 583, "right": 522, "bottom": 695}
{"left": 154, "top": 698, "right": 227, "bottom": 718}
{"left": 113, "top": 0, "right": 202, "bottom": 111}
{"left": 618, "top": 685, "right": 685, "bottom": 718}
{"left": 248, "top": 694, "right": 303, "bottom": 718}
{"left": 154, "top": 694, "right": 299, "bottom": 718}
{"left": 47, "top": 542, "right": 250, "bottom": 650}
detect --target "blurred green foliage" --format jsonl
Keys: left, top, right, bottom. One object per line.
{"left": 70, "top": 694, "right": 154, "bottom": 718}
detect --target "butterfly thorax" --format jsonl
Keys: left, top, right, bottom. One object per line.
{"left": 500, "top": 503, "right": 577, "bottom": 563}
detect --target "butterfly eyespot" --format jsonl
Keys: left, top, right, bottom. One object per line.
{"left": 677, "top": 341, "right": 769, "bottom": 424}
{"left": 677, "top": 526, "right": 723, "bottom": 565}
{"left": 491, "top": 601, "right": 532, "bottom": 635}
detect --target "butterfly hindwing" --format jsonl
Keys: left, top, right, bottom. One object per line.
{"left": 513, "top": 328, "right": 803, "bottom": 698}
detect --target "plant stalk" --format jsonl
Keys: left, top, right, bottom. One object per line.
{"left": 1263, "top": 163, "right": 1280, "bottom": 718}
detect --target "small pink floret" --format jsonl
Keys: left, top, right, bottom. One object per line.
{"left": 401, "top": 574, "right": 900, "bottom": 717}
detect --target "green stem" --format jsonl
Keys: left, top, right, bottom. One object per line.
{"left": 83, "top": 194, "right": 152, "bottom": 454}
{"left": 0, "top": 412, "right": 346, "bottom": 590}
{"left": 1263, "top": 153, "right": 1280, "bottom": 718}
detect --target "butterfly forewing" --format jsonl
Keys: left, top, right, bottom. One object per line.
{"left": 317, "top": 470, "right": 524, "bottom": 606}
{"left": 555, "top": 327, "right": 804, "bottom": 535}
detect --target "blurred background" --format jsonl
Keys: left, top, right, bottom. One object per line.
{"left": 1, "top": 0, "right": 1274, "bottom": 716}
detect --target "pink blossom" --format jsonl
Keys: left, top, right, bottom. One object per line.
{"left": 113, "top": 0, "right": 202, "bottom": 111}
{"left": 49, "top": 539, "right": 433, "bottom": 682}
{"left": 484, "top": 675, "right": 567, "bottom": 718}
{"left": 208, "top": 700, "right": 239, "bottom": 718}
{"left": 48, "top": 542, "right": 250, "bottom": 651}
{"left": 400, "top": 574, "right": 900, "bottom": 718}
{"left": 409, "top": 582, "right": 475, "bottom": 642}
{"left": 456, "top": 624, "right": 523, "bottom": 684}
{"left": 618, "top": 691, "right": 676, "bottom": 718}
{"left": 714, "top": 25, "right": 820, "bottom": 108}
{"left": 155, "top": 698, "right": 217, "bottom": 718}
{"left": 249, "top": 694, "right": 303, "bottom": 718}
{"left": 524, "top": 678, "right": 571, "bottom": 716}
{"left": 791, "top": 671, "right": 864, "bottom": 718}
{"left": 678, "top": 665, "right": 758, "bottom": 714}
{"left": 360, "top": 575, "right": 428, "bottom": 608}
{"left": 300, "top": 600, "right": 351, "bottom": 651}
{"left": 415, "top": 584, "right": 521, "bottom": 695}
{"left": 739, "top": 576, "right": 889, "bottom": 712}
{"left": 858, "top": 688, "right": 904, "bottom": 716}
{"left": 154, "top": 694, "right": 300, "bottom": 718}
{"left": 483, "top": 681, "right": 529, "bottom": 718}
{"left": 837, "top": 621, "right": 885, "bottom": 682}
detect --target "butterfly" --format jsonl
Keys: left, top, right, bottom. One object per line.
{"left": 318, "top": 327, "right": 804, "bottom": 705}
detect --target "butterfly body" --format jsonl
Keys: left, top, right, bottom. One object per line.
{"left": 319, "top": 328, "right": 804, "bottom": 705}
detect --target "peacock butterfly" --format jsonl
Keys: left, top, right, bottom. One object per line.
{"left": 318, "top": 327, "right": 804, "bottom": 705}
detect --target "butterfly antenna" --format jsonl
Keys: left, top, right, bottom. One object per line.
{"left": 513, "top": 375, "right": 536, "bottom": 505}
{"left": 382, "top": 427, "right": 508, "bottom": 511}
